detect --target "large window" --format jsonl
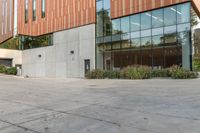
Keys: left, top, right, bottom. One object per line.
{"left": 164, "top": 6, "right": 177, "bottom": 26}
{"left": 96, "top": 2, "right": 192, "bottom": 70}
{"left": 21, "top": 34, "right": 53, "bottom": 50}
{"left": 25, "top": 0, "right": 28, "bottom": 23}
{"left": 177, "top": 3, "right": 190, "bottom": 24}
{"left": 112, "top": 19, "right": 121, "bottom": 34}
{"left": 42, "top": 0, "right": 45, "bottom": 18}
{"left": 152, "top": 9, "right": 164, "bottom": 28}
{"left": 130, "top": 14, "right": 140, "bottom": 32}
{"left": 32, "top": 0, "right": 36, "bottom": 21}
{"left": 121, "top": 17, "right": 130, "bottom": 33}
{"left": 141, "top": 12, "right": 151, "bottom": 30}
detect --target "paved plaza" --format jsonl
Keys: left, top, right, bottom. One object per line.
{"left": 0, "top": 75, "right": 200, "bottom": 133}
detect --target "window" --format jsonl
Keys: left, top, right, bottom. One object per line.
{"left": 112, "top": 19, "right": 121, "bottom": 34}
{"left": 25, "top": 0, "right": 28, "bottom": 23}
{"left": 152, "top": 9, "right": 163, "bottom": 28}
{"left": 104, "top": 0, "right": 110, "bottom": 10}
{"left": 141, "top": 37, "right": 151, "bottom": 48}
{"left": 96, "top": 11, "right": 104, "bottom": 37}
{"left": 141, "top": 12, "right": 151, "bottom": 30}
{"left": 131, "top": 38, "right": 140, "bottom": 48}
{"left": 164, "top": 6, "right": 176, "bottom": 26}
{"left": 130, "top": 14, "right": 140, "bottom": 32}
{"left": 177, "top": 3, "right": 190, "bottom": 24}
{"left": 121, "top": 17, "right": 130, "bottom": 33}
{"left": 152, "top": 35, "right": 164, "bottom": 47}
{"left": 33, "top": 0, "right": 36, "bottom": 21}
{"left": 42, "top": 0, "right": 45, "bottom": 18}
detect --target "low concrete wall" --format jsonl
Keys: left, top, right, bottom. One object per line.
{"left": 22, "top": 24, "right": 95, "bottom": 78}
{"left": 0, "top": 49, "right": 22, "bottom": 66}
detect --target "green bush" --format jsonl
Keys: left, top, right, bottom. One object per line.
{"left": 104, "top": 70, "right": 120, "bottom": 79}
{"left": 86, "top": 69, "right": 105, "bottom": 79}
{"left": 193, "top": 60, "right": 200, "bottom": 71}
{"left": 120, "top": 66, "right": 151, "bottom": 79}
{"left": 85, "top": 65, "right": 198, "bottom": 79}
{"left": 5, "top": 67, "right": 17, "bottom": 75}
{"left": 168, "top": 65, "right": 198, "bottom": 79}
{"left": 0, "top": 65, "right": 6, "bottom": 73}
{"left": 151, "top": 69, "right": 169, "bottom": 78}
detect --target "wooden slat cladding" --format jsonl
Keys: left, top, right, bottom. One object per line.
{"left": 0, "top": 0, "right": 13, "bottom": 43}
{"left": 111, "top": 0, "right": 190, "bottom": 19}
{"left": 191, "top": 0, "right": 200, "bottom": 17}
{"left": 17, "top": 0, "right": 96, "bottom": 36}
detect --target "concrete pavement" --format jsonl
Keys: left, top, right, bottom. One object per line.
{"left": 0, "top": 76, "right": 200, "bottom": 133}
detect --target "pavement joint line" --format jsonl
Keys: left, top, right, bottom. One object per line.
{"left": 0, "top": 119, "right": 41, "bottom": 133}
{"left": 1, "top": 97, "right": 200, "bottom": 123}
{"left": 89, "top": 103, "right": 200, "bottom": 121}
{"left": 0, "top": 112, "right": 60, "bottom": 131}
{"left": 0, "top": 101, "right": 164, "bottom": 133}
{"left": 1, "top": 97, "right": 200, "bottom": 122}
{"left": 0, "top": 98, "right": 122, "bottom": 128}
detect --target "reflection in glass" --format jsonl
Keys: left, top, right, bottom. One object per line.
{"left": 177, "top": 23, "right": 190, "bottom": 32}
{"left": 152, "top": 27, "right": 163, "bottom": 36}
{"left": 141, "top": 37, "right": 151, "bottom": 48}
{"left": 178, "top": 32, "right": 191, "bottom": 69}
{"left": 152, "top": 35, "right": 164, "bottom": 47}
{"left": 177, "top": 3, "right": 190, "bottom": 24}
{"left": 103, "top": 10, "right": 112, "bottom": 36}
{"left": 96, "top": 0, "right": 103, "bottom": 12}
{"left": 164, "top": 6, "right": 176, "bottom": 26}
{"left": 141, "top": 12, "right": 151, "bottom": 30}
{"left": 141, "top": 30, "right": 151, "bottom": 37}
{"left": 96, "top": 11, "right": 104, "bottom": 37}
{"left": 130, "top": 14, "right": 140, "bottom": 31}
{"left": 131, "top": 38, "right": 140, "bottom": 48}
{"left": 112, "top": 19, "right": 121, "bottom": 34}
{"left": 104, "top": 0, "right": 110, "bottom": 10}
{"left": 121, "top": 17, "right": 130, "bottom": 33}
{"left": 121, "top": 40, "right": 131, "bottom": 49}
{"left": 131, "top": 31, "right": 140, "bottom": 39}
{"left": 112, "top": 42, "right": 121, "bottom": 49}
{"left": 152, "top": 9, "right": 164, "bottom": 28}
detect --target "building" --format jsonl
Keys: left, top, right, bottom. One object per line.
{"left": 194, "top": 28, "right": 200, "bottom": 60}
{"left": 0, "top": 0, "right": 200, "bottom": 78}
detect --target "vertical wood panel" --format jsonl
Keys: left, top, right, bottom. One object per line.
{"left": 17, "top": 0, "right": 96, "bottom": 36}
{"left": 0, "top": 0, "right": 14, "bottom": 43}
{"left": 111, "top": 0, "right": 190, "bottom": 19}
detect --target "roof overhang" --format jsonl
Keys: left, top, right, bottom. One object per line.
{"left": 191, "top": 0, "right": 200, "bottom": 17}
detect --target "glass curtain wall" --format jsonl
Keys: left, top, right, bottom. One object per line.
{"left": 96, "top": 2, "right": 191, "bottom": 70}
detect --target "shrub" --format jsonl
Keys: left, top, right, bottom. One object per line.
{"left": 104, "top": 70, "right": 120, "bottom": 79}
{"left": 193, "top": 60, "right": 200, "bottom": 71}
{"left": 151, "top": 69, "right": 169, "bottom": 78}
{"left": 120, "top": 66, "right": 151, "bottom": 79}
{"left": 86, "top": 69, "right": 105, "bottom": 79}
{"left": 5, "top": 67, "right": 17, "bottom": 75}
{"left": 0, "top": 65, "right": 6, "bottom": 73}
{"left": 168, "top": 65, "right": 198, "bottom": 79}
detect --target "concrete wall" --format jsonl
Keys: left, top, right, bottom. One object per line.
{"left": 22, "top": 24, "right": 95, "bottom": 78}
{"left": 0, "top": 49, "right": 22, "bottom": 66}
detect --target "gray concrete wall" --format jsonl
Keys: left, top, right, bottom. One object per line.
{"left": 0, "top": 49, "right": 22, "bottom": 66}
{"left": 22, "top": 24, "right": 95, "bottom": 78}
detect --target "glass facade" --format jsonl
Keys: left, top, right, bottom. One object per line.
{"left": 20, "top": 34, "right": 53, "bottom": 50}
{"left": 96, "top": 2, "right": 192, "bottom": 70}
